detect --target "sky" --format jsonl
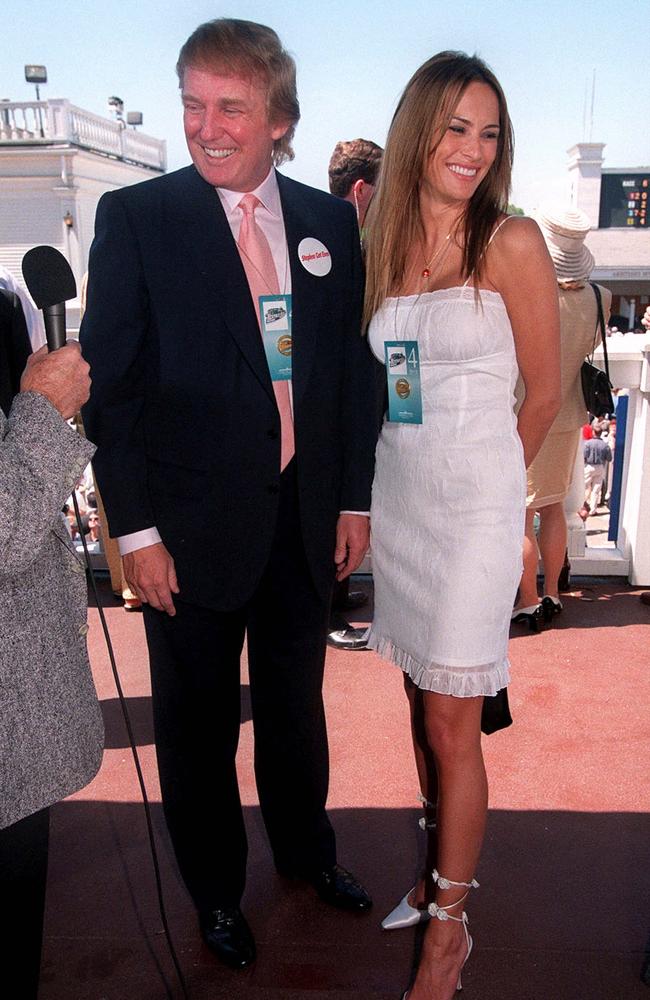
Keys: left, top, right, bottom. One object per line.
{"left": 5, "top": 0, "right": 650, "bottom": 212}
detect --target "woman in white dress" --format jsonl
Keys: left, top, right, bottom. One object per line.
{"left": 364, "top": 53, "right": 561, "bottom": 999}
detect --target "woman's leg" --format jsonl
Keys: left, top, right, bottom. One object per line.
{"left": 403, "top": 675, "right": 439, "bottom": 905}
{"left": 515, "top": 507, "right": 539, "bottom": 609}
{"left": 538, "top": 502, "right": 567, "bottom": 599}
{"left": 409, "top": 692, "right": 486, "bottom": 1000}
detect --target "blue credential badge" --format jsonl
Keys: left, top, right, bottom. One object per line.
{"left": 259, "top": 294, "right": 292, "bottom": 381}
{"left": 384, "top": 341, "right": 422, "bottom": 423}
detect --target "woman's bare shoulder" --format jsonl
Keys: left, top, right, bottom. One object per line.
{"left": 492, "top": 215, "right": 546, "bottom": 256}
{"left": 487, "top": 215, "right": 553, "bottom": 288}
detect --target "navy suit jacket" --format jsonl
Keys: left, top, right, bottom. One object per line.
{"left": 81, "top": 165, "right": 377, "bottom": 610}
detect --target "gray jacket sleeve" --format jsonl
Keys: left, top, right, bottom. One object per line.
{"left": 0, "top": 390, "right": 103, "bottom": 830}
{"left": 0, "top": 391, "right": 95, "bottom": 575}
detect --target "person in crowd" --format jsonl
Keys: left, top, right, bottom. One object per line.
{"left": 363, "top": 51, "right": 560, "bottom": 999}
{"left": 326, "top": 138, "right": 384, "bottom": 651}
{"left": 0, "top": 337, "right": 104, "bottom": 1000}
{"left": 512, "top": 206, "right": 612, "bottom": 626}
{"left": 582, "top": 423, "right": 613, "bottom": 516}
{"left": 328, "top": 138, "right": 383, "bottom": 243}
{"left": 76, "top": 508, "right": 102, "bottom": 554}
{"left": 81, "top": 17, "right": 377, "bottom": 972}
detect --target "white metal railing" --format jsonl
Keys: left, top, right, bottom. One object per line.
{"left": 0, "top": 99, "right": 166, "bottom": 171}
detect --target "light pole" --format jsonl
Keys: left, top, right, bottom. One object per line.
{"left": 24, "top": 64, "right": 47, "bottom": 137}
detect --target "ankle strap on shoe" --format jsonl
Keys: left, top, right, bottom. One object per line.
{"left": 428, "top": 902, "right": 470, "bottom": 924}
{"left": 417, "top": 792, "right": 437, "bottom": 831}
{"left": 428, "top": 869, "right": 479, "bottom": 919}
{"left": 432, "top": 870, "right": 479, "bottom": 892}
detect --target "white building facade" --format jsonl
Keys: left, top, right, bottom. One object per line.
{"left": 0, "top": 97, "right": 166, "bottom": 327}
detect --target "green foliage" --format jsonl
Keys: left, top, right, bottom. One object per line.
{"left": 507, "top": 203, "right": 525, "bottom": 216}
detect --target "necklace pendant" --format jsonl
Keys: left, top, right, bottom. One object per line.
{"left": 422, "top": 268, "right": 430, "bottom": 278}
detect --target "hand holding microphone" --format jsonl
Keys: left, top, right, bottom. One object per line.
{"left": 20, "top": 245, "right": 92, "bottom": 417}
{"left": 20, "top": 342, "right": 91, "bottom": 419}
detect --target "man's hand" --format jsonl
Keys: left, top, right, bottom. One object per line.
{"left": 20, "top": 341, "right": 91, "bottom": 419}
{"left": 123, "top": 542, "right": 179, "bottom": 616}
{"left": 334, "top": 513, "right": 370, "bottom": 581}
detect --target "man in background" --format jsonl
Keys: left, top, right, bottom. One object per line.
{"left": 583, "top": 423, "right": 612, "bottom": 516}
{"left": 326, "top": 138, "right": 383, "bottom": 651}
{"left": 328, "top": 138, "right": 382, "bottom": 242}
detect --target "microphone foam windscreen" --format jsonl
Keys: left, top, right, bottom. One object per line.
{"left": 22, "top": 245, "right": 77, "bottom": 308}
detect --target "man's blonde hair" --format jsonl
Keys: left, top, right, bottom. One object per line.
{"left": 177, "top": 18, "right": 300, "bottom": 165}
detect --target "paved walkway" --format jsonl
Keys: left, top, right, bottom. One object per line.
{"left": 39, "top": 576, "right": 649, "bottom": 999}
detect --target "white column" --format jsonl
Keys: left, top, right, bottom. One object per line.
{"left": 628, "top": 298, "right": 637, "bottom": 330}
{"left": 567, "top": 143, "right": 605, "bottom": 228}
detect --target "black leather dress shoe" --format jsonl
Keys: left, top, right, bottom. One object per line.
{"left": 199, "top": 907, "right": 255, "bottom": 969}
{"left": 306, "top": 864, "right": 372, "bottom": 912}
{"left": 326, "top": 626, "right": 370, "bottom": 651}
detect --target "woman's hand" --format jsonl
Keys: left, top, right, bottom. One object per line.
{"left": 488, "top": 217, "right": 561, "bottom": 467}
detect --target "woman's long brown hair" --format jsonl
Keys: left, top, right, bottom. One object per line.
{"left": 363, "top": 51, "right": 514, "bottom": 328}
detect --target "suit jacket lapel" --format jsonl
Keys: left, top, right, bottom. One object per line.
{"left": 277, "top": 173, "right": 324, "bottom": 407}
{"left": 174, "top": 168, "right": 274, "bottom": 401}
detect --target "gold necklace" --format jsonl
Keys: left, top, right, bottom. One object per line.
{"left": 420, "top": 231, "right": 452, "bottom": 280}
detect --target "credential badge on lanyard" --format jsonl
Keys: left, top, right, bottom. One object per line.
{"left": 384, "top": 341, "right": 422, "bottom": 423}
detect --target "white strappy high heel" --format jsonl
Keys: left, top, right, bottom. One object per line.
{"left": 381, "top": 794, "right": 437, "bottom": 931}
{"left": 401, "top": 869, "right": 478, "bottom": 998}
{"left": 429, "top": 870, "right": 478, "bottom": 991}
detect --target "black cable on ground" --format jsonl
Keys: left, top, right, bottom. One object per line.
{"left": 72, "top": 489, "right": 190, "bottom": 1000}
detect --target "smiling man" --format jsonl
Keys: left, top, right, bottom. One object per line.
{"left": 80, "top": 18, "right": 377, "bottom": 970}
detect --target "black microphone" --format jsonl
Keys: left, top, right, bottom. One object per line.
{"left": 22, "top": 246, "right": 77, "bottom": 352}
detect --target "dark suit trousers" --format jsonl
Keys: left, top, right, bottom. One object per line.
{"left": 0, "top": 807, "right": 50, "bottom": 999}
{"left": 143, "top": 462, "right": 336, "bottom": 911}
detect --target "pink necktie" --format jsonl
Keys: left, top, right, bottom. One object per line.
{"left": 237, "top": 193, "right": 295, "bottom": 471}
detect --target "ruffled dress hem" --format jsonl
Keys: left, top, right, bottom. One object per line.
{"left": 368, "top": 633, "right": 510, "bottom": 697}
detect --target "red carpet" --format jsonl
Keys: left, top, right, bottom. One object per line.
{"left": 39, "top": 576, "right": 650, "bottom": 999}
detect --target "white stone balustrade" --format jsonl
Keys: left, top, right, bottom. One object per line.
{"left": 0, "top": 98, "right": 166, "bottom": 171}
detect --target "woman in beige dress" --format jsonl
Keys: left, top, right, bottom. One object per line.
{"left": 512, "top": 206, "right": 611, "bottom": 627}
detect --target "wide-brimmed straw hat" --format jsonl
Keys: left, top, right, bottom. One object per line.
{"left": 533, "top": 204, "right": 595, "bottom": 282}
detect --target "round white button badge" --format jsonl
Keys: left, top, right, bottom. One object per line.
{"left": 298, "top": 237, "right": 332, "bottom": 276}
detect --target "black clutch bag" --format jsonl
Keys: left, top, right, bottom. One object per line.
{"left": 581, "top": 283, "right": 614, "bottom": 419}
{"left": 481, "top": 687, "right": 513, "bottom": 735}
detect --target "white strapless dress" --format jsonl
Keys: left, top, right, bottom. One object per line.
{"left": 367, "top": 287, "right": 525, "bottom": 697}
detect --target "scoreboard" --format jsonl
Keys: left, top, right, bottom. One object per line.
{"left": 599, "top": 173, "right": 649, "bottom": 228}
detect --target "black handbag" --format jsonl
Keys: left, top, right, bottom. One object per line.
{"left": 581, "top": 283, "right": 614, "bottom": 418}
{"left": 481, "top": 686, "right": 512, "bottom": 735}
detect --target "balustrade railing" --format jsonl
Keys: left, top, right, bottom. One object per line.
{"left": 0, "top": 99, "right": 166, "bottom": 171}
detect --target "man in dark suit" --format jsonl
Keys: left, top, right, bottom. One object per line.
{"left": 81, "top": 18, "right": 377, "bottom": 970}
